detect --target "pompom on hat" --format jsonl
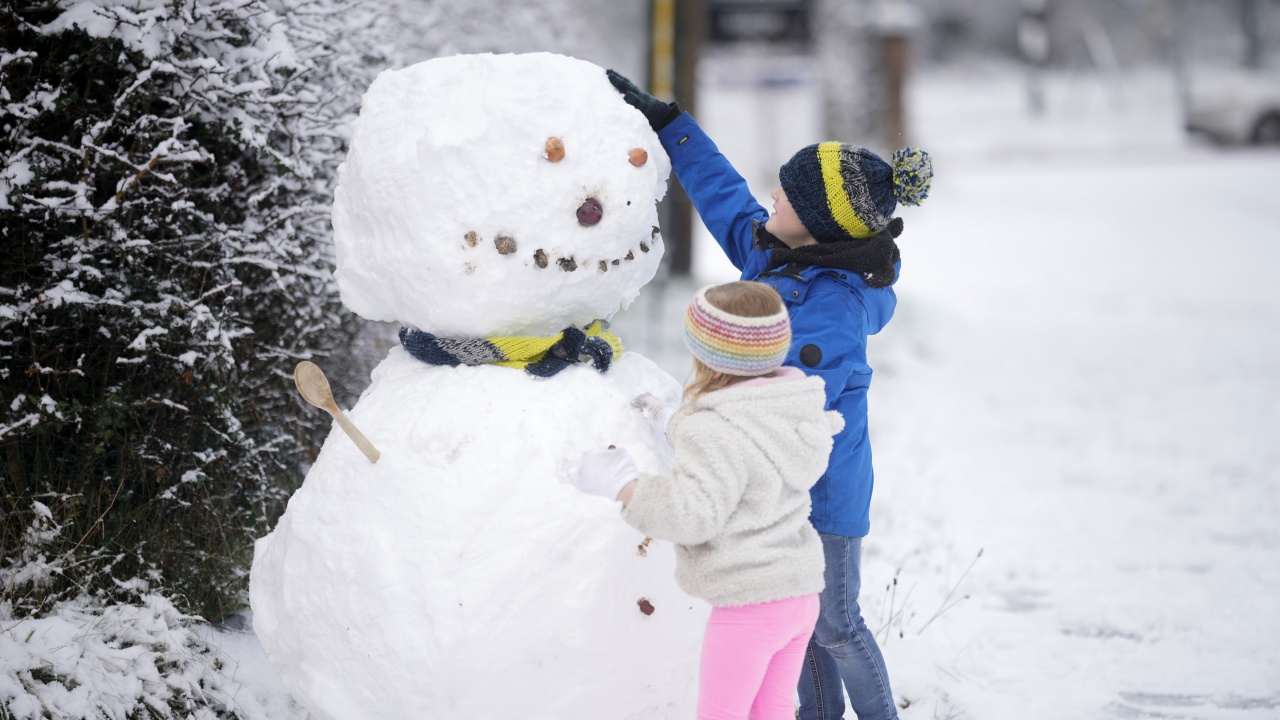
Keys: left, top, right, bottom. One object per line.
{"left": 683, "top": 286, "right": 791, "bottom": 377}
{"left": 779, "top": 142, "right": 933, "bottom": 243}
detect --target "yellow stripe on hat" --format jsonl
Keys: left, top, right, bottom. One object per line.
{"left": 817, "top": 142, "right": 874, "bottom": 239}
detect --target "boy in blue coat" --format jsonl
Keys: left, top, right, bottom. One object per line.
{"left": 608, "top": 70, "right": 932, "bottom": 720}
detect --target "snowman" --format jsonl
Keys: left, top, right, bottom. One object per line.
{"left": 249, "top": 53, "right": 710, "bottom": 719}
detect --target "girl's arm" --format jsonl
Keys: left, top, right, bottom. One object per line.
{"left": 621, "top": 412, "right": 747, "bottom": 546}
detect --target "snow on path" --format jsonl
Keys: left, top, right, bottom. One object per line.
{"left": 866, "top": 151, "right": 1280, "bottom": 719}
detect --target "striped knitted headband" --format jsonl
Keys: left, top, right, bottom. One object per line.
{"left": 683, "top": 286, "right": 791, "bottom": 377}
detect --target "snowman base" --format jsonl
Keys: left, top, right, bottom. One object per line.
{"left": 251, "top": 349, "right": 710, "bottom": 719}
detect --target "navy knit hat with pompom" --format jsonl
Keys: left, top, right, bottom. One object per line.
{"left": 779, "top": 142, "right": 932, "bottom": 243}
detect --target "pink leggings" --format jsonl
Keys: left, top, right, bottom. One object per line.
{"left": 698, "top": 594, "right": 820, "bottom": 720}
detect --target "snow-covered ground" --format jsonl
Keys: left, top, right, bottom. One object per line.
{"left": 868, "top": 146, "right": 1280, "bottom": 718}
{"left": 865, "top": 68, "right": 1280, "bottom": 718}
{"left": 200, "top": 61, "right": 1280, "bottom": 718}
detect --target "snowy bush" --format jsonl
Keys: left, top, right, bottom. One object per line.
{"left": 0, "top": 593, "right": 309, "bottom": 720}
{"left": 2, "top": 0, "right": 609, "bottom": 711}
{"left": 0, "top": 0, "right": 384, "bottom": 621}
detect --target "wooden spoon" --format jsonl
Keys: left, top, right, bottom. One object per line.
{"left": 294, "top": 361, "right": 380, "bottom": 464}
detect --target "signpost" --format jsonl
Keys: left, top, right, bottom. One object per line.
{"left": 708, "top": 0, "right": 813, "bottom": 46}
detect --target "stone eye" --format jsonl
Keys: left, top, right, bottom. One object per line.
{"left": 545, "top": 137, "right": 565, "bottom": 163}
{"left": 629, "top": 148, "right": 648, "bottom": 167}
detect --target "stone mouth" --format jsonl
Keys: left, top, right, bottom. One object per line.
{"left": 461, "top": 226, "right": 661, "bottom": 274}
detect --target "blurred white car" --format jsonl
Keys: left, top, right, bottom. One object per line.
{"left": 1185, "top": 70, "right": 1280, "bottom": 145}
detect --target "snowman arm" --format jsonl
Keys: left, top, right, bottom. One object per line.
{"left": 621, "top": 413, "right": 747, "bottom": 546}
{"left": 658, "top": 113, "right": 769, "bottom": 276}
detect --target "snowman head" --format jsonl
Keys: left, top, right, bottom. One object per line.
{"left": 332, "top": 53, "right": 670, "bottom": 337}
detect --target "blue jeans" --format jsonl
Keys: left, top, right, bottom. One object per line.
{"left": 797, "top": 533, "right": 898, "bottom": 720}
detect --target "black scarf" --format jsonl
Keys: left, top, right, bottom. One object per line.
{"left": 758, "top": 217, "right": 903, "bottom": 289}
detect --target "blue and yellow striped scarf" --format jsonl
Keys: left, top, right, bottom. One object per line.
{"left": 398, "top": 321, "right": 622, "bottom": 378}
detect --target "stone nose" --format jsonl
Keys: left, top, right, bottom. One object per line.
{"left": 576, "top": 197, "right": 603, "bottom": 227}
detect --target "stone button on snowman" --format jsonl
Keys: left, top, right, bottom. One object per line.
{"left": 249, "top": 53, "right": 710, "bottom": 719}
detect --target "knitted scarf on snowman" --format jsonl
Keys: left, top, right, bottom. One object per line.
{"left": 398, "top": 321, "right": 622, "bottom": 378}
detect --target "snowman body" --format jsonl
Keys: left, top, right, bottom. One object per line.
{"left": 250, "top": 53, "right": 709, "bottom": 719}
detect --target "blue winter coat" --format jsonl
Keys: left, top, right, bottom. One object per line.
{"left": 658, "top": 112, "right": 898, "bottom": 537}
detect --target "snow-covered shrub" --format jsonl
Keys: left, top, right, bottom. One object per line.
{"left": 0, "top": 594, "right": 309, "bottom": 720}
{"left": 0, "top": 0, "right": 383, "bottom": 621}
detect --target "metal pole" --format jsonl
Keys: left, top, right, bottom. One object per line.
{"left": 1172, "top": 0, "right": 1191, "bottom": 119}
{"left": 1019, "top": 0, "right": 1051, "bottom": 116}
{"left": 880, "top": 33, "right": 910, "bottom": 147}
{"left": 1242, "top": 0, "right": 1263, "bottom": 70}
{"left": 650, "top": 0, "right": 676, "bottom": 99}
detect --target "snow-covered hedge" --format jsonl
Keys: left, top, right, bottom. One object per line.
{"left": 0, "top": 0, "right": 382, "bottom": 621}
{"left": 1, "top": 594, "right": 309, "bottom": 720}
{"left": 2, "top": 0, "right": 609, "bottom": 713}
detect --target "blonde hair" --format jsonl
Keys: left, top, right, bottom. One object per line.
{"left": 682, "top": 282, "right": 786, "bottom": 404}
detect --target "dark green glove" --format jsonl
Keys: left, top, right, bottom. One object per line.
{"left": 606, "top": 69, "right": 682, "bottom": 132}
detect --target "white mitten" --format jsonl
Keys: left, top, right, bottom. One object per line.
{"left": 631, "top": 393, "right": 677, "bottom": 438}
{"left": 573, "top": 447, "right": 638, "bottom": 501}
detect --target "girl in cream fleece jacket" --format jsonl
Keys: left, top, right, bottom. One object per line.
{"left": 574, "top": 281, "right": 844, "bottom": 720}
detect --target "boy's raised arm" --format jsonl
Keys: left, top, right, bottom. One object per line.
{"left": 606, "top": 70, "right": 766, "bottom": 274}
{"left": 657, "top": 114, "right": 767, "bottom": 273}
